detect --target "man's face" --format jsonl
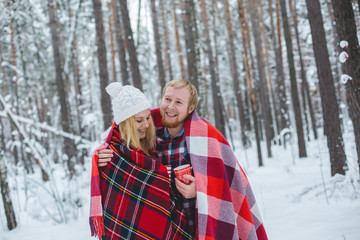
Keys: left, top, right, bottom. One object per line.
{"left": 160, "top": 86, "right": 194, "bottom": 129}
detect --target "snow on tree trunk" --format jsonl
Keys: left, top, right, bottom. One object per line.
{"left": 331, "top": 0, "right": 360, "bottom": 175}
{"left": 305, "top": 0, "right": 347, "bottom": 176}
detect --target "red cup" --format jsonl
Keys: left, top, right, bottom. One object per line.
{"left": 174, "top": 164, "right": 192, "bottom": 184}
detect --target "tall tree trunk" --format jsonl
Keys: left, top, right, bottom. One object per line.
{"left": 159, "top": 0, "right": 173, "bottom": 81}
{"left": 289, "top": 0, "right": 317, "bottom": 141}
{"left": 331, "top": 0, "right": 360, "bottom": 174}
{"left": 305, "top": 0, "right": 347, "bottom": 176}
{"left": 242, "top": 0, "right": 256, "bottom": 134}
{"left": 0, "top": 53, "right": 17, "bottom": 225}
{"left": 223, "top": 0, "right": 248, "bottom": 148}
{"left": 0, "top": 126, "right": 17, "bottom": 230}
{"left": 0, "top": 42, "right": 8, "bottom": 93}
{"left": 211, "top": 0, "right": 235, "bottom": 143}
{"left": 113, "top": 0, "right": 130, "bottom": 85}
{"left": 8, "top": 1, "right": 18, "bottom": 110}
{"left": 259, "top": 2, "right": 278, "bottom": 143}
{"left": 238, "top": 0, "right": 263, "bottom": 166}
{"left": 160, "top": 0, "right": 173, "bottom": 81}
{"left": 189, "top": 0, "right": 203, "bottom": 92}
{"left": 119, "top": 0, "right": 143, "bottom": 90}
{"left": 248, "top": 0, "right": 273, "bottom": 158}
{"left": 136, "top": 0, "right": 142, "bottom": 47}
{"left": 92, "top": 0, "right": 112, "bottom": 129}
{"left": 325, "top": 0, "right": 342, "bottom": 106}
{"left": 150, "top": 0, "right": 166, "bottom": 89}
{"left": 7, "top": 1, "right": 21, "bottom": 167}
{"left": 280, "top": 0, "right": 307, "bottom": 158}
{"left": 179, "top": 0, "right": 199, "bottom": 90}
{"left": 173, "top": 1, "right": 186, "bottom": 80}
{"left": 108, "top": 2, "right": 118, "bottom": 83}
{"left": 275, "top": 0, "right": 289, "bottom": 131}
{"left": 67, "top": 0, "right": 83, "bottom": 138}
{"left": 48, "top": 0, "right": 76, "bottom": 176}
{"left": 199, "top": 0, "right": 226, "bottom": 136}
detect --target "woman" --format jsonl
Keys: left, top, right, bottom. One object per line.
{"left": 90, "top": 82, "right": 190, "bottom": 240}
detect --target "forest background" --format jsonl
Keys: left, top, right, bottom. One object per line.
{"left": 0, "top": 0, "right": 359, "bottom": 239}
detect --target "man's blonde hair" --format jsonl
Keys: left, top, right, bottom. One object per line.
{"left": 118, "top": 116, "right": 156, "bottom": 156}
{"left": 162, "top": 79, "right": 198, "bottom": 110}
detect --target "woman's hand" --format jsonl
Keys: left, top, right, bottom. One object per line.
{"left": 175, "top": 175, "right": 196, "bottom": 199}
{"left": 97, "top": 149, "right": 113, "bottom": 167}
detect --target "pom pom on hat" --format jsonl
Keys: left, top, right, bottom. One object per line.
{"left": 106, "top": 82, "right": 151, "bottom": 124}
{"left": 106, "top": 82, "right": 123, "bottom": 98}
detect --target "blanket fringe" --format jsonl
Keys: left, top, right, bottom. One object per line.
{"left": 90, "top": 216, "right": 105, "bottom": 240}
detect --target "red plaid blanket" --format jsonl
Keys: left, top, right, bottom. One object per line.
{"left": 151, "top": 109, "right": 268, "bottom": 240}
{"left": 90, "top": 123, "right": 191, "bottom": 240}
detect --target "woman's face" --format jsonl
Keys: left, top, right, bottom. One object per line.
{"left": 134, "top": 109, "right": 151, "bottom": 139}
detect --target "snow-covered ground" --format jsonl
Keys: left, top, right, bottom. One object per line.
{"left": 1, "top": 134, "right": 359, "bottom": 240}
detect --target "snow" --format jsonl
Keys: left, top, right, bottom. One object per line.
{"left": 1, "top": 134, "right": 359, "bottom": 240}
{"left": 340, "top": 40, "right": 349, "bottom": 49}
{"left": 339, "top": 51, "right": 349, "bottom": 63}
{"left": 341, "top": 74, "right": 353, "bottom": 84}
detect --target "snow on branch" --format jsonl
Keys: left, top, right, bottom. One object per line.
{"left": 0, "top": 94, "right": 49, "bottom": 175}
{"left": 0, "top": 108, "right": 92, "bottom": 146}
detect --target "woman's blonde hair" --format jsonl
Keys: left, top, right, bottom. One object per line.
{"left": 118, "top": 116, "right": 156, "bottom": 156}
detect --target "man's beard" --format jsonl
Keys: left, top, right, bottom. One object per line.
{"left": 161, "top": 115, "right": 181, "bottom": 128}
{"left": 160, "top": 110, "right": 189, "bottom": 129}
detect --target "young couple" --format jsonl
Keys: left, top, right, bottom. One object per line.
{"left": 90, "top": 79, "right": 267, "bottom": 240}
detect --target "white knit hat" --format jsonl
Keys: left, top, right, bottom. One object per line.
{"left": 106, "top": 82, "right": 151, "bottom": 124}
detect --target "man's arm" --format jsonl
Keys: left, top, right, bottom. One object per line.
{"left": 97, "top": 149, "right": 113, "bottom": 167}
{"left": 175, "top": 175, "right": 196, "bottom": 199}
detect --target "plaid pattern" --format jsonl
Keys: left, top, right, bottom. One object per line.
{"left": 156, "top": 128, "right": 196, "bottom": 237}
{"left": 90, "top": 123, "right": 192, "bottom": 240}
{"left": 151, "top": 109, "right": 268, "bottom": 240}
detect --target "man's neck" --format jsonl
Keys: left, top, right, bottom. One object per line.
{"left": 167, "top": 122, "right": 185, "bottom": 137}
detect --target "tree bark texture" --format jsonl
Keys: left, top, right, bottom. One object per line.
{"left": 150, "top": 0, "right": 166, "bottom": 89}
{"left": 288, "top": 0, "right": 317, "bottom": 141}
{"left": 306, "top": 0, "right": 347, "bottom": 176}
{"left": 199, "top": 0, "right": 226, "bottom": 136}
{"left": 0, "top": 102, "right": 17, "bottom": 230}
{"left": 275, "top": 0, "right": 289, "bottom": 131}
{"left": 238, "top": 0, "right": 263, "bottom": 166}
{"left": 160, "top": 0, "right": 173, "bottom": 81}
{"left": 249, "top": 0, "right": 273, "bottom": 158}
{"left": 0, "top": 145, "right": 17, "bottom": 230}
{"left": 92, "top": 0, "right": 112, "bottom": 130}
{"left": 280, "top": 0, "right": 307, "bottom": 158}
{"left": 173, "top": 2, "right": 186, "bottom": 80}
{"left": 119, "top": 0, "right": 143, "bottom": 90}
{"left": 48, "top": 0, "right": 76, "bottom": 176}
{"left": 223, "top": 0, "right": 248, "bottom": 148}
{"left": 108, "top": 2, "right": 117, "bottom": 83}
{"left": 180, "top": 0, "right": 199, "bottom": 90}
{"left": 331, "top": 0, "right": 360, "bottom": 173}
{"left": 113, "top": 0, "right": 130, "bottom": 85}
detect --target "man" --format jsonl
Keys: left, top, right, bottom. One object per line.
{"left": 98, "top": 79, "right": 267, "bottom": 239}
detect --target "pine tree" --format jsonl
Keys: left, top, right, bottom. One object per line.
{"left": 305, "top": 0, "right": 347, "bottom": 176}
{"left": 331, "top": 0, "right": 360, "bottom": 174}
{"left": 280, "top": 0, "right": 307, "bottom": 157}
